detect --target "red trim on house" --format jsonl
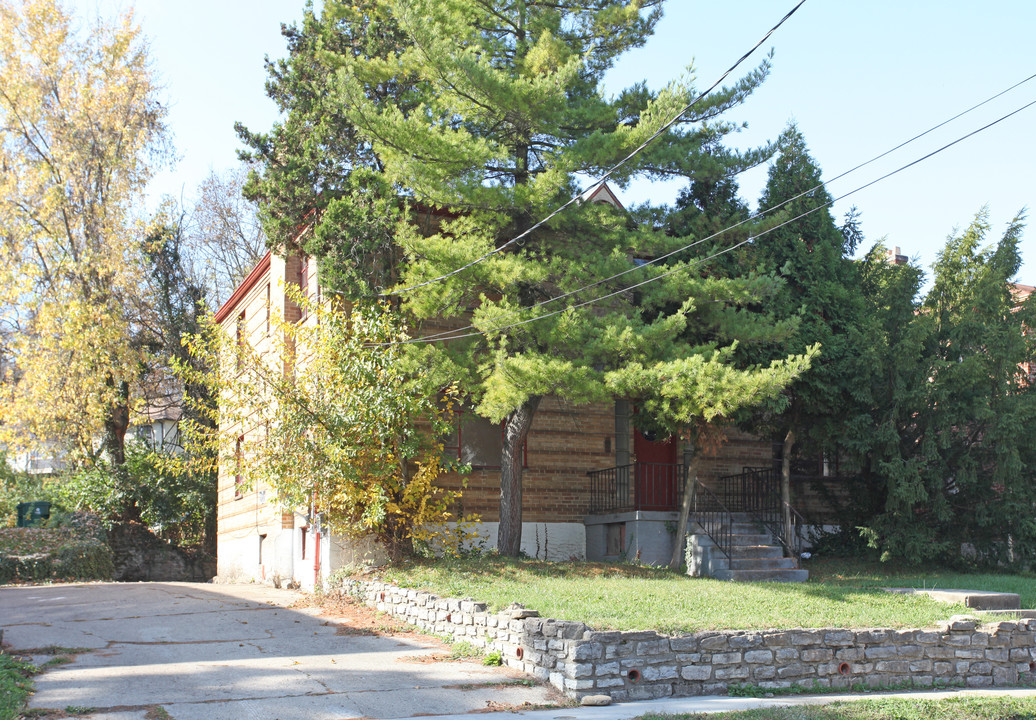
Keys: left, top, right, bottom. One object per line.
{"left": 214, "top": 252, "right": 272, "bottom": 325}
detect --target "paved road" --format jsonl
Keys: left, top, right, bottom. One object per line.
{"left": 0, "top": 582, "right": 559, "bottom": 720}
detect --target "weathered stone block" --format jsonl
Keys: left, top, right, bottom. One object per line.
{"left": 714, "top": 665, "right": 750, "bottom": 681}
{"left": 934, "top": 661, "right": 953, "bottom": 676}
{"left": 1009, "top": 648, "right": 1033, "bottom": 662}
{"left": 856, "top": 630, "right": 889, "bottom": 644}
{"left": 915, "top": 631, "right": 940, "bottom": 645}
{"left": 994, "top": 666, "right": 1020, "bottom": 686}
{"left": 957, "top": 648, "right": 990, "bottom": 661}
{"left": 970, "top": 661, "right": 993, "bottom": 675}
{"left": 596, "top": 676, "right": 624, "bottom": 688}
{"left": 896, "top": 644, "right": 923, "bottom": 659}
{"left": 943, "top": 634, "right": 972, "bottom": 647}
{"left": 670, "top": 636, "right": 698, "bottom": 653}
{"left": 836, "top": 648, "right": 864, "bottom": 662}
{"left": 564, "top": 678, "right": 595, "bottom": 691}
{"left": 775, "top": 648, "right": 800, "bottom": 663}
{"left": 763, "top": 632, "right": 792, "bottom": 647}
{"left": 564, "top": 662, "right": 593, "bottom": 679}
{"left": 626, "top": 683, "right": 673, "bottom": 700}
{"left": 864, "top": 646, "right": 897, "bottom": 660}
{"left": 729, "top": 634, "right": 763, "bottom": 649}
{"left": 985, "top": 648, "right": 1009, "bottom": 662}
{"left": 777, "top": 663, "right": 812, "bottom": 679}
{"left": 909, "top": 660, "right": 933, "bottom": 673}
{"left": 699, "top": 634, "right": 730, "bottom": 651}
{"left": 801, "top": 648, "right": 834, "bottom": 663}
{"left": 712, "top": 652, "right": 742, "bottom": 666}
{"left": 875, "top": 660, "right": 911, "bottom": 674}
{"left": 926, "top": 646, "right": 955, "bottom": 660}
{"left": 559, "top": 622, "right": 589, "bottom": 640}
{"left": 824, "top": 630, "right": 854, "bottom": 646}
{"left": 636, "top": 640, "right": 668, "bottom": 655}
{"left": 789, "top": 631, "right": 821, "bottom": 646}
{"left": 595, "top": 661, "right": 621, "bottom": 677}
{"left": 753, "top": 666, "right": 776, "bottom": 680}
{"left": 744, "top": 649, "right": 774, "bottom": 664}
{"left": 572, "top": 642, "right": 603, "bottom": 661}
{"left": 966, "top": 675, "right": 993, "bottom": 688}
{"left": 676, "top": 653, "right": 702, "bottom": 663}
{"left": 681, "top": 665, "right": 712, "bottom": 681}
{"left": 641, "top": 665, "right": 678, "bottom": 681}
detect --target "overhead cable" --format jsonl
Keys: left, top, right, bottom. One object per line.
{"left": 394, "top": 95, "right": 1036, "bottom": 345}
{"left": 384, "top": 0, "right": 809, "bottom": 297}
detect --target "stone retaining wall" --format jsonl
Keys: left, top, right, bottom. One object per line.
{"left": 342, "top": 579, "right": 1036, "bottom": 701}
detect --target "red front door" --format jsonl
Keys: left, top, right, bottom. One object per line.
{"left": 633, "top": 429, "right": 679, "bottom": 510}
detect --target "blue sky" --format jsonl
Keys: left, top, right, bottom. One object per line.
{"left": 97, "top": 0, "right": 1036, "bottom": 282}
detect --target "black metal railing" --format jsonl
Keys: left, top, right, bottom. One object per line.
{"left": 690, "top": 479, "right": 734, "bottom": 562}
{"left": 715, "top": 465, "right": 807, "bottom": 557}
{"left": 587, "top": 462, "right": 684, "bottom": 514}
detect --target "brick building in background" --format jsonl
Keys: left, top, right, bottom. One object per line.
{"left": 211, "top": 187, "right": 784, "bottom": 589}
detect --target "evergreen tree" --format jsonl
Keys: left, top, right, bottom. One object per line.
{"left": 248, "top": 0, "right": 812, "bottom": 555}
{"left": 746, "top": 127, "right": 869, "bottom": 533}
{"left": 861, "top": 211, "right": 1036, "bottom": 565}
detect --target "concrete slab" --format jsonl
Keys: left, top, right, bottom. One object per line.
{"left": 884, "top": 587, "right": 1021, "bottom": 610}
{"left": 0, "top": 582, "right": 559, "bottom": 718}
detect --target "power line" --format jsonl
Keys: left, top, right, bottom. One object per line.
{"left": 396, "top": 95, "right": 1036, "bottom": 345}
{"left": 385, "top": 0, "right": 809, "bottom": 297}
{"left": 407, "top": 72, "right": 1036, "bottom": 345}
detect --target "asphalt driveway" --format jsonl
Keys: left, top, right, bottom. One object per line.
{"left": 0, "top": 582, "right": 559, "bottom": 720}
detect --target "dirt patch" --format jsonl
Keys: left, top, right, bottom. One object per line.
{"left": 297, "top": 592, "right": 446, "bottom": 641}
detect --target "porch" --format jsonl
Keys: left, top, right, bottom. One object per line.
{"left": 584, "top": 462, "right": 815, "bottom": 580}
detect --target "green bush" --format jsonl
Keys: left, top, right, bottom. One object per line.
{"left": 0, "top": 553, "right": 53, "bottom": 583}
{"left": 53, "top": 539, "right": 113, "bottom": 581}
{"left": 58, "top": 442, "right": 215, "bottom": 549}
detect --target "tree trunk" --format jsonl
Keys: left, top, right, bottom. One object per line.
{"left": 104, "top": 378, "right": 130, "bottom": 465}
{"left": 498, "top": 395, "right": 541, "bottom": 557}
{"left": 669, "top": 435, "right": 699, "bottom": 570}
{"left": 781, "top": 428, "right": 796, "bottom": 554}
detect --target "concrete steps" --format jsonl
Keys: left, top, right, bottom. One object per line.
{"left": 687, "top": 513, "right": 808, "bottom": 583}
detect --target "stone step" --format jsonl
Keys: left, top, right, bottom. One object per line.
{"left": 728, "top": 556, "right": 799, "bottom": 571}
{"left": 713, "top": 568, "right": 810, "bottom": 583}
{"left": 728, "top": 545, "right": 785, "bottom": 559}
{"left": 726, "top": 532, "right": 774, "bottom": 545}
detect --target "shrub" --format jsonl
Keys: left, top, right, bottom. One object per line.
{"left": 53, "top": 539, "right": 114, "bottom": 581}
{"left": 0, "top": 553, "right": 53, "bottom": 583}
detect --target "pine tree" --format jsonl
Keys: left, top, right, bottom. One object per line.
{"left": 251, "top": 0, "right": 811, "bottom": 555}
{"left": 745, "top": 126, "right": 869, "bottom": 534}
{"left": 862, "top": 211, "right": 1036, "bottom": 564}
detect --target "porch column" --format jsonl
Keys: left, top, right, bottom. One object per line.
{"left": 614, "top": 399, "right": 630, "bottom": 467}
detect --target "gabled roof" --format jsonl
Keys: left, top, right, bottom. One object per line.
{"left": 578, "top": 182, "right": 625, "bottom": 211}
{"left": 213, "top": 252, "right": 271, "bottom": 324}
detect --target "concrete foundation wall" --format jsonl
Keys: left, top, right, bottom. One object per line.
{"left": 585, "top": 512, "right": 681, "bottom": 566}
{"left": 460, "top": 521, "right": 586, "bottom": 561}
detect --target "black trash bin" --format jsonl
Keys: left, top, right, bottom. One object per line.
{"left": 16, "top": 501, "right": 51, "bottom": 527}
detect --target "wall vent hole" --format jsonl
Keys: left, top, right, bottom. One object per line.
{"left": 838, "top": 662, "right": 851, "bottom": 676}
{"left": 628, "top": 668, "right": 641, "bottom": 683}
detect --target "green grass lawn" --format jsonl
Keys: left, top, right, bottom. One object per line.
{"left": 372, "top": 556, "right": 1007, "bottom": 633}
{"left": 0, "top": 654, "right": 36, "bottom": 720}
{"left": 807, "top": 557, "right": 1036, "bottom": 608}
{"left": 639, "top": 696, "right": 1036, "bottom": 719}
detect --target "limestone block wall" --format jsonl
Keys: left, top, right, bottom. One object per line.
{"left": 342, "top": 579, "right": 1036, "bottom": 701}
